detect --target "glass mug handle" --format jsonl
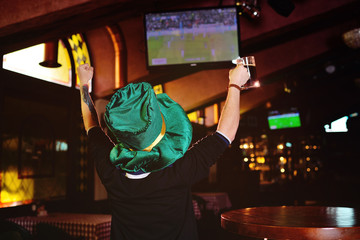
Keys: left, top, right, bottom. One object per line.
{"left": 232, "top": 57, "right": 244, "bottom": 65}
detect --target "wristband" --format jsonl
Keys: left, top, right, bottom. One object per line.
{"left": 228, "top": 84, "right": 242, "bottom": 91}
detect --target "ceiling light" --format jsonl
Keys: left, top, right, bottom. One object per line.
{"left": 343, "top": 28, "right": 360, "bottom": 49}
{"left": 39, "top": 41, "right": 62, "bottom": 68}
{"left": 237, "top": 0, "right": 261, "bottom": 19}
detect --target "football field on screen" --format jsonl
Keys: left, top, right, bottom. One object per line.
{"left": 268, "top": 115, "right": 301, "bottom": 129}
{"left": 147, "top": 31, "right": 238, "bottom": 65}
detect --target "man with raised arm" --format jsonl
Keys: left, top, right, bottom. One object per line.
{"left": 78, "top": 63, "right": 249, "bottom": 240}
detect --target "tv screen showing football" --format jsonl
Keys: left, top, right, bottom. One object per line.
{"left": 268, "top": 109, "right": 301, "bottom": 130}
{"left": 144, "top": 7, "right": 240, "bottom": 68}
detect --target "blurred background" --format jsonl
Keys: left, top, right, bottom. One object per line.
{"left": 0, "top": 0, "right": 359, "bottom": 238}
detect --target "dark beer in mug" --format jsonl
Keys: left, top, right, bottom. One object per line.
{"left": 239, "top": 56, "right": 260, "bottom": 90}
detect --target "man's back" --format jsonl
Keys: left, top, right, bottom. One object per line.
{"left": 88, "top": 127, "right": 228, "bottom": 240}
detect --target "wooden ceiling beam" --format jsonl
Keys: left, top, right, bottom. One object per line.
{"left": 242, "top": 0, "right": 360, "bottom": 55}
{"left": 0, "top": 0, "right": 196, "bottom": 54}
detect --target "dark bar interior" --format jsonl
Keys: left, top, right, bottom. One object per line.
{"left": 0, "top": 0, "right": 359, "bottom": 239}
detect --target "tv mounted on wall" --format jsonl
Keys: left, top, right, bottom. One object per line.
{"left": 268, "top": 108, "right": 301, "bottom": 130}
{"left": 144, "top": 6, "right": 240, "bottom": 70}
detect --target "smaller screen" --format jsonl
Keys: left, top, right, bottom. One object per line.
{"left": 268, "top": 109, "right": 301, "bottom": 130}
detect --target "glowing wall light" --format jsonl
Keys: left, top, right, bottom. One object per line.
{"left": 1, "top": 167, "right": 34, "bottom": 206}
{"left": 324, "top": 116, "right": 349, "bottom": 133}
{"left": 2, "top": 41, "right": 71, "bottom": 87}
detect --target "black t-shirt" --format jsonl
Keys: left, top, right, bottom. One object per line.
{"left": 88, "top": 127, "right": 228, "bottom": 240}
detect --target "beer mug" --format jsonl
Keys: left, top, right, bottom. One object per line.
{"left": 232, "top": 56, "right": 260, "bottom": 90}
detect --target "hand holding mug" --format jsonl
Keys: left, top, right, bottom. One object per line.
{"left": 229, "top": 64, "right": 250, "bottom": 87}
{"left": 232, "top": 56, "right": 260, "bottom": 90}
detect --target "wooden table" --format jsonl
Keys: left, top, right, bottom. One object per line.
{"left": 7, "top": 212, "right": 111, "bottom": 240}
{"left": 221, "top": 206, "right": 360, "bottom": 240}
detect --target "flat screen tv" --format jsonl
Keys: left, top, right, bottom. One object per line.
{"left": 268, "top": 108, "right": 301, "bottom": 130}
{"left": 144, "top": 6, "right": 240, "bottom": 70}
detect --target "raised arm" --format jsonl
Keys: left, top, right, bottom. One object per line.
{"left": 78, "top": 63, "right": 99, "bottom": 133}
{"left": 216, "top": 64, "right": 250, "bottom": 142}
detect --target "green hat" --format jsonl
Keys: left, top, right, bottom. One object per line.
{"left": 104, "top": 82, "right": 193, "bottom": 173}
